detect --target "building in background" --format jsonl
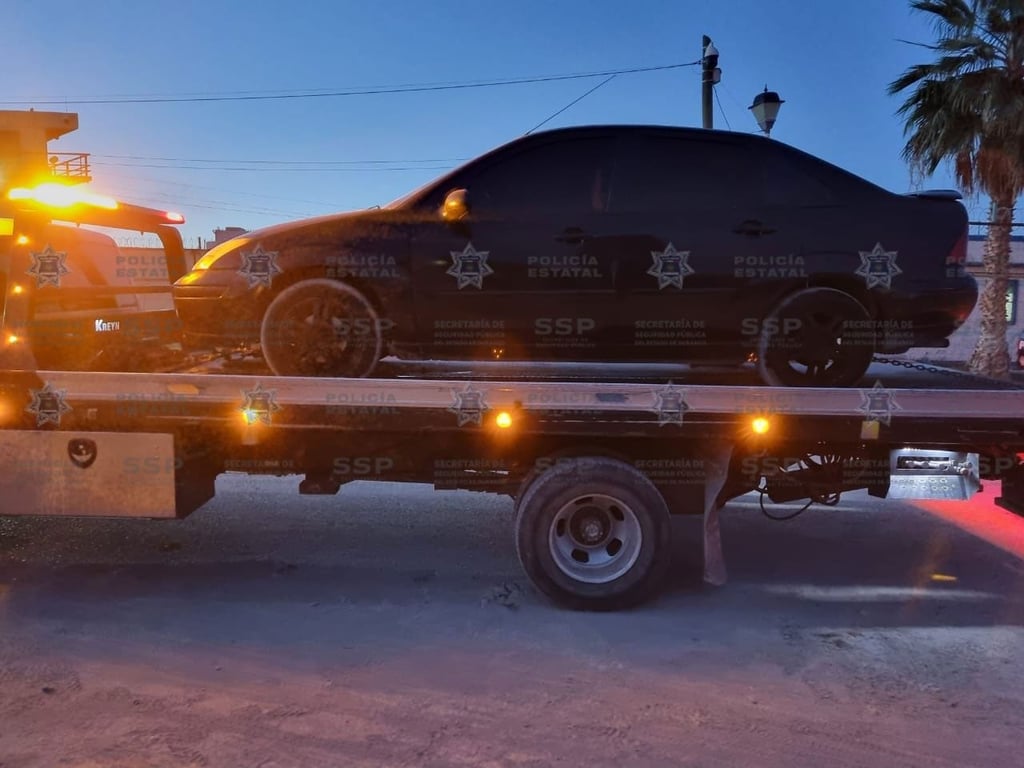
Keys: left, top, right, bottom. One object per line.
{"left": 205, "top": 227, "right": 247, "bottom": 249}
{"left": 908, "top": 229, "right": 1024, "bottom": 366}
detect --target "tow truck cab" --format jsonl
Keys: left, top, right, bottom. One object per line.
{"left": 0, "top": 108, "right": 190, "bottom": 371}
{"left": 0, "top": 189, "right": 189, "bottom": 371}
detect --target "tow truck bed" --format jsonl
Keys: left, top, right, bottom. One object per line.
{"left": 1, "top": 357, "right": 1022, "bottom": 609}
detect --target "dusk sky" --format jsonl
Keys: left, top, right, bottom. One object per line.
{"left": 7, "top": 0, "right": 1009, "bottom": 247}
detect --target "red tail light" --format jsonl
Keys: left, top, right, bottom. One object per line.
{"left": 946, "top": 229, "right": 968, "bottom": 265}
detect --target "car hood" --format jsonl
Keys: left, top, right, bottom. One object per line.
{"left": 191, "top": 207, "right": 389, "bottom": 270}
{"left": 238, "top": 208, "right": 376, "bottom": 241}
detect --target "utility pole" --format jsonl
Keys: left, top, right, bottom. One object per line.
{"left": 701, "top": 35, "right": 720, "bottom": 130}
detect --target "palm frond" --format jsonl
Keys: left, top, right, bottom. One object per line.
{"left": 911, "top": 0, "right": 975, "bottom": 30}
{"left": 891, "top": 0, "right": 1024, "bottom": 198}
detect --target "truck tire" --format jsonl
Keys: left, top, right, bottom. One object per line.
{"left": 260, "top": 278, "right": 382, "bottom": 378}
{"left": 757, "top": 287, "right": 874, "bottom": 387}
{"left": 515, "top": 456, "right": 672, "bottom": 611}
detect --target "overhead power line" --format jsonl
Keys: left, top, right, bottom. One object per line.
{"left": 91, "top": 161, "right": 455, "bottom": 172}
{"left": 1, "top": 61, "right": 700, "bottom": 106}
{"left": 91, "top": 153, "right": 468, "bottom": 165}
{"left": 525, "top": 75, "right": 616, "bottom": 135}
{"left": 713, "top": 87, "right": 731, "bottom": 130}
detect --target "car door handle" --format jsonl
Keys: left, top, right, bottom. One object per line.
{"left": 554, "top": 227, "right": 590, "bottom": 244}
{"left": 732, "top": 219, "right": 776, "bottom": 237}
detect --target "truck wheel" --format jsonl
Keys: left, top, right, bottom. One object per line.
{"left": 260, "top": 278, "right": 382, "bottom": 377}
{"left": 757, "top": 287, "right": 874, "bottom": 387}
{"left": 515, "top": 456, "right": 672, "bottom": 611}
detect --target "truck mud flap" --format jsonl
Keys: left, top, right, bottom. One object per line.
{"left": 0, "top": 430, "right": 183, "bottom": 518}
{"left": 995, "top": 463, "right": 1024, "bottom": 517}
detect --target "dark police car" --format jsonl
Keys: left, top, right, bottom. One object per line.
{"left": 173, "top": 125, "right": 977, "bottom": 387}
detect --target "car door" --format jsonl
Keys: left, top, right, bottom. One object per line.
{"left": 409, "top": 135, "right": 618, "bottom": 361}
{"left": 602, "top": 133, "right": 796, "bottom": 362}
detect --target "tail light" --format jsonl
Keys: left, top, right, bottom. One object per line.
{"left": 946, "top": 229, "right": 968, "bottom": 266}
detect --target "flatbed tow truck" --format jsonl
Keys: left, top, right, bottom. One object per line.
{"left": 2, "top": 117, "right": 1024, "bottom": 609}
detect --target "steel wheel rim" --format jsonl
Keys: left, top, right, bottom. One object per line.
{"left": 548, "top": 494, "right": 643, "bottom": 584}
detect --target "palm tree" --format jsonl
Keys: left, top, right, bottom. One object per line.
{"left": 889, "top": 0, "right": 1024, "bottom": 379}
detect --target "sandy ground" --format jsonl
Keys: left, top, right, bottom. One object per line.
{"left": 2, "top": 475, "right": 1023, "bottom": 767}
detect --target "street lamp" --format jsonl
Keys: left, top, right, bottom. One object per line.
{"left": 749, "top": 86, "right": 784, "bottom": 136}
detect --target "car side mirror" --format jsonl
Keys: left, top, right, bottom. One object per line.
{"left": 441, "top": 188, "right": 470, "bottom": 222}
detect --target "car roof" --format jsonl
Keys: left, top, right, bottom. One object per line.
{"left": 387, "top": 124, "right": 773, "bottom": 209}
{"left": 498, "top": 123, "right": 767, "bottom": 152}
{"left": 388, "top": 123, "right": 893, "bottom": 209}
{"left": 520, "top": 123, "right": 756, "bottom": 141}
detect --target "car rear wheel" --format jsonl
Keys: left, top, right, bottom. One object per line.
{"left": 260, "top": 278, "right": 382, "bottom": 377}
{"left": 757, "top": 287, "right": 874, "bottom": 387}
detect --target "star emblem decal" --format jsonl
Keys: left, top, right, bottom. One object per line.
{"left": 238, "top": 244, "right": 283, "bottom": 288}
{"left": 647, "top": 243, "right": 695, "bottom": 289}
{"left": 858, "top": 380, "right": 902, "bottom": 425}
{"left": 26, "top": 382, "right": 72, "bottom": 427}
{"left": 855, "top": 243, "right": 902, "bottom": 289}
{"left": 447, "top": 242, "right": 494, "bottom": 289}
{"left": 241, "top": 383, "right": 280, "bottom": 425}
{"left": 652, "top": 383, "right": 689, "bottom": 426}
{"left": 449, "top": 385, "right": 488, "bottom": 426}
{"left": 27, "top": 244, "right": 71, "bottom": 288}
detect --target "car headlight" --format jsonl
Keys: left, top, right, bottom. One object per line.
{"left": 192, "top": 237, "right": 252, "bottom": 271}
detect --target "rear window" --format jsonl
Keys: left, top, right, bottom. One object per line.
{"left": 755, "top": 144, "right": 885, "bottom": 206}
{"left": 756, "top": 149, "right": 840, "bottom": 206}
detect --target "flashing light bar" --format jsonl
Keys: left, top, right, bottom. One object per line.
{"left": 6, "top": 184, "right": 186, "bottom": 226}
{"left": 8, "top": 183, "right": 119, "bottom": 211}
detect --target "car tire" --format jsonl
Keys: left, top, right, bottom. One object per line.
{"left": 757, "top": 287, "right": 874, "bottom": 387}
{"left": 259, "top": 278, "right": 383, "bottom": 378}
{"left": 514, "top": 456, "right": 672, "bottom": 611}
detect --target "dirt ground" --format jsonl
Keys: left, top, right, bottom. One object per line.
{"left": 2, "top": 475, "right": 1023, "bottom": 767}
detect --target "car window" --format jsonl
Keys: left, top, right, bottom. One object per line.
{"left": 756, "top": 148, "right": 840, "bottom": 206}
{"left": 461, "top": 137, "right": 615, "bottom": 215}
{"left": 609, "top": 136, "right": 756, "bottom": 212}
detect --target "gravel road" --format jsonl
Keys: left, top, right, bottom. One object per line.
{"left": 2, "top": 474, "right": 1023, "bottom": 767}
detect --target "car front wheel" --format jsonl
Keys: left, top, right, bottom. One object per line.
{"left": 259, "top": 278, "right": 383, "bottom": 377}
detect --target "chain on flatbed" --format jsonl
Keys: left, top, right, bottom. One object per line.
{"left": 872, "top": 355, "right": 1024, "bottom": 390}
